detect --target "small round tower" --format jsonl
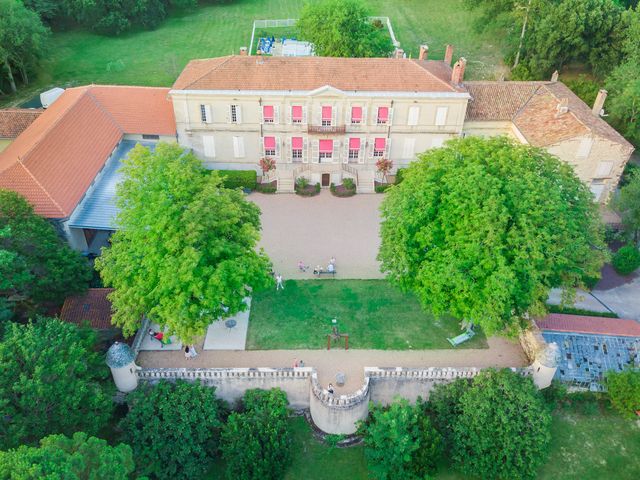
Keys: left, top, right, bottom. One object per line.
{"left": 106, "top": 342, "right": 139, "bottom": 392}
{"left": 532, "top": 342, "right": 560, "bottom": 389}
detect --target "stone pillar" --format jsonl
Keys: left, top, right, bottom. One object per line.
{"left": 444, "top": 44, "right": 454, "bottom": 65}
{"left": 451, "top": 58, "right": 467, "bottom": 85}
{"left": 106, "top": 342, "right": 140, "bottom": 393}
{"left": 419, "top": 44, "right": 429, "bottom": 61}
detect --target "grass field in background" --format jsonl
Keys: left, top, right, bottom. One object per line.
{"left": 2, "top": 0, "right": 507, "bottom": 107}
{"left": 246, "top": 280, "right": 487, "bottom": 350}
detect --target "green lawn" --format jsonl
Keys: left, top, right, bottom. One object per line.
{"left": 2, "top": 0, "right": 507, "bottom": 107}
{"left": 246, "top": 280, "right": 487, "bottom": 350}
{"left": 207, "top": 401, "right": 640, "bottom": 480}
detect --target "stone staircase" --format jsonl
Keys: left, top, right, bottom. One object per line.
{"left": 356, "top": 169, "right": 375, "bottom": 193}
{"left": 277, "top": 169, "right": 295, "bottom": 193}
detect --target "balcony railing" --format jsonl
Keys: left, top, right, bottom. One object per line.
{"left": 307, "top": 125, "right": 346, "bottom": 135}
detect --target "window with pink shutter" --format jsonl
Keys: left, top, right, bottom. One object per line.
{"left": 319, "top": 139, "right": 333, "bottom": 152}
{"left": 292, "top": 105, "right": 303, "bottom": 123}
{"left": 351, "top": 106, "right": 362, "bottom": 124}
{"left": 291, "top": 136, "right": 303, "bottom": 160}
{"left": 263, "top": 106, "right": 274, "bottom": 123}
{"left": 374, "top": 137, "right": 386, "bottom": 157}
{"left": 348, "top": 137, "right": 360, "bottom": 160}
{"left": 321, "top": 106, "right": 332, "bottom": 126}
{"left": 377, "top": 107, "right": 389, "bottom": 124}
{"left": 264, "top": 136, "right": 276, "bottom": 156}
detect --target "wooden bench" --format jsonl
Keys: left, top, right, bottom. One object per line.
{"left": 313, "top": 269, "right": 336, "bottom": 277}
{"left": 447, "top": 329, "right": 476, "bottom": 347}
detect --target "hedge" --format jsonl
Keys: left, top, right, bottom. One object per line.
{"left": 217, "top": 170, "right": 257, "bottom": 190}
{"left": 546, "top": 304, "right": 618, "bottom": 318}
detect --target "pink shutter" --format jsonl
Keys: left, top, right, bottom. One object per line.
{"left": 319, "top": 139, "right": 333, "bottom": 153}
{"left": 351, "top": 106, "right": 362, "bottom": 122}
{"left": 292, "top": 137, "right": 303, "bottom": 149}
{"left": 263, "top": 105, "right": 274, "bottom": 120}
{"left": 349, "top": 137, "right": 360, "bottom": 149}
{"left": 377, "top": 107, "right": 389, "bottom": 122}
{"left": 292, "top": 105, "right": 302, "bottom": 121}
{"left": 374, "top": 138, "right": 386, "bottom": 150}
{"left": 322, "top": 106, "right": 332, "bottom": 121}
{"left": 264, "top": 136, "right": 276, "bottom": 149}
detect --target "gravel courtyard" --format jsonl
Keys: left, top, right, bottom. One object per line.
{"left": 250, "top": 191, "right": 385, "bottom": 279}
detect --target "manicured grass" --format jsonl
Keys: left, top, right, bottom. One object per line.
{"left": 2, "top": 0, "right": 507, "bottom": 107}
{"left": 246, "top": 280, "right": 487, "bottom": 350}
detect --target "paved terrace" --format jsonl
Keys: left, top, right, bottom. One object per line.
{"left": 136, "top": 337, "right": 527, "bottom": 394}
{"left": 249, "top": 191, "right": 385, "bottom": 280}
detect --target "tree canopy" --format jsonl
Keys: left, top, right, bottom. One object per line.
{"left": 430, "top": 369, "right": 552, "bottom": 480}
{"left": 606, "top": 369, "right": 640, "bottom": 418}
{"left": 616, "top": 168, "right": 640, "bottom": 242}
{"left": 0, "top": 432, "right": 135, "bottom": 480}
{"left": 0, "top": 317, "right": 113, "bottom": 449}
{"left": 95, "top": 143, "right": 272, "bottom": 342}
{"left": 378, "top": 136, "right": 606, "bottom": 336}
{"left": 0, "top": 0, "right": 49, "bottom": 94}
{"left": 0, "top": 190, "right": 91, "bottom": 321}
{"left": 297, "top": 0, "right": 394, "bottom": 58}
{"left": 358, "top": 398, "right": 442, "bottom": 480}
{"left": 121, "top": 380, "right": 224, "bottom": 479}
{"left": 221, "top": 388, "right": 292, "bottom": 480}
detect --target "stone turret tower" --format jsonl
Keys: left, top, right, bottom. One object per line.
{"left": 531, "top": 342, "right": 560, "bottom": 389}
{"left": 106, "top": 342, "right": 140, "bottom": 392}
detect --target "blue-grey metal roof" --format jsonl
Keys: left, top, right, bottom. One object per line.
{"left": 542, "top": 331, "right": 640, "bottom": 391}
{"left": 68, "top": 140, "right": 156, "bottom": 230}
{"left": 106, "top": 341, "right": 136, "bottom": 368}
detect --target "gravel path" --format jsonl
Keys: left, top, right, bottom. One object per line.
{"left": 137, "top": 337, "right": 527, "bottom": 394}
{"left": 250, "top": 191, "right": 385, "bottom": 280}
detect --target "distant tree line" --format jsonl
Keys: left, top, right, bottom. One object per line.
{"left": 465, "top": 0, "right": 640, "bottom": 146}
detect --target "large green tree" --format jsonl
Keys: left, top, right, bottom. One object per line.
{"left": 605, "top": 6, "right": 640, "bottom": 146}
{"left": 0, "top": 318, "right": 113, "bottom": 449}
{"left": 221, "top": 388, "right": 292, "bottom": 480}
{"left": 430, "top": 369, "right": 552, "bottom": 480}
{"left": 0, "top": 190, "right": 91, "bottom": 321}
{"left": 606, "top": 369, "right": 640, "bottom": 418}
{"left": 378, "top": 136, "right": 606, "bottom": 336}
{"left": 0, "top": 0, "right": 49, "bottom": 93}
{"left": 0, "top": 432, "right": 135, "bottom": 479}
{"left": 121, "top": 380, "right": 224, "bottom": 479}
{"left": 296, "top": 0, "right": 394, "bottom": 58}
{"left": 358, "top": 399, "right": 442, "bottom": 480}
{"left": 616, "top": 168, "right": 640, "bottom": 241}
{"left": 95, "top": 143, "right": 272, "bottom": 342}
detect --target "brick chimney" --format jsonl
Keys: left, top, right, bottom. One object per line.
{"left": 451, "top": 57, "right": 467, "bottom": 85}
{"left": 551, "top": 70, "right": 559, "bottom": 82}
{"left": 592, "top": 89, "right": 607, "bottom": 116}
{"left": 419, "top": 44, "right": 429, "bottom": 61}
{"left": 444, "top": 44, "right": 454, "bottom": 66}
{"left": 395, "top": 48, "right": 405, "bottom": 59}
{"left": 239, "top": 46, "right": 248, "bottom": 56}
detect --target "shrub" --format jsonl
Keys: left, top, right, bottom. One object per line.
{"left": 218, "top": 170, "right": 257, "bottom": 190}
{"left": 394, "top": 168, "right": 406, "bottom": 184}
{"left": 612, "top": 245, "right": 640, "bottom": 275}
{"left": 430, "top": 369, "right": 551, "bottom": 480}
{"left": 315, "top": 182, "right": 321, "bottom": 193}
{"left": 343, "top": 177, "right": 356, "bottom": 190}
{"left": 358, "top": 398, "right": 442, "bottom": 480}
{"left": 221, "top": 388, "right": 292, "bottom": 480}
{"left": 122, "top": 380, "right": 225, "bottom": 479}
{"left": 295, "top": 177, "right": 309, "bottom": 189}
{"left": 606, "top": 369, "right": 640, "bottom": 418}
{"left": 256, "top": 183, "right": 277, "bottom": 194}
{"left": 375, "top": 183, "right": 391, "bottom": 193}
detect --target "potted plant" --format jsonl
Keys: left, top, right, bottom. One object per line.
{"left": 259, "top": 157, "right": 276, "bottom": 183}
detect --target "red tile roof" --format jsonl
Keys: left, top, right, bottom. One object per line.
{"left": 0, "top": 86, "right": 175, "bottom": 218}
{"left": 537, "top": 313, "right": 640, "bottom": 337}
{"left": 60, "top": 288, "right": 115, "bottom": 330}
{"left": 173, "top": 55, "right": 462, "bottom": 92}
{"left": 0, "top": 108, "right": 43, "bottom": 138}
{"left": 465, "top": 81, "right": 634, "bottom": 151}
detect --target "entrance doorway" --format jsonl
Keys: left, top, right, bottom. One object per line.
{"left": 321, "top": 173, "right": 331, "bottom": 187}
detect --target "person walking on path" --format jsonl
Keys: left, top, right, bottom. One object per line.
{"left": 298, "top": 261, "right": 308, "bottom": 272}
{"left": 184, "top": 345, "right": 191, "bottom": 360}
{"left": 327, "top": 383, "right": 335, "bottom": 395}
{"left": 276, "top": 274, "right": 284, "bottom": 290}
{"left": 188, "top": 345, "right": 198, "bottom": 359}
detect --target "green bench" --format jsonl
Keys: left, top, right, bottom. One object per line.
{"left": 447, "top": 329, "right": 476, "bottom": 347}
